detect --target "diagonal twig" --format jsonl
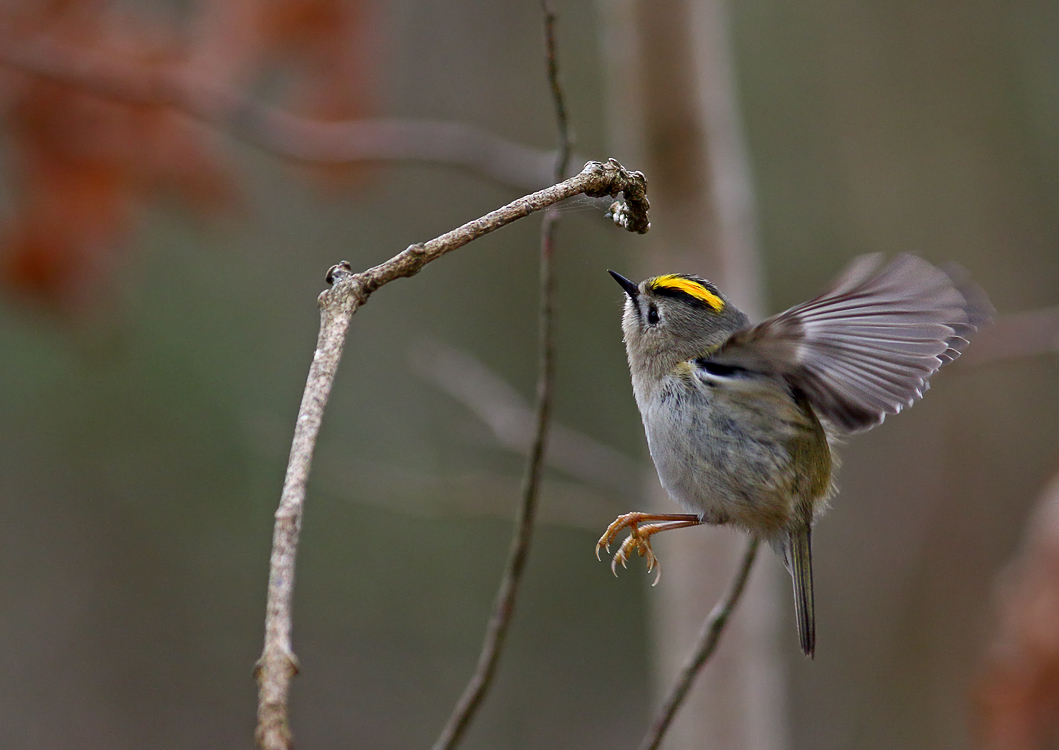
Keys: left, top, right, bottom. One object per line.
{"left": 410, "top": 339, "right": 642, "bottom": 499}
{"left": 429, "top": 4, "right": 574, "bottom": 749}
{"left": 254, "top": 156, "right": 649, "bottom": 750}
{"left": 638, "top": 536, "right": 761, "bottom": 750}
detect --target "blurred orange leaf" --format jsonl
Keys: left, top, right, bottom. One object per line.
{"left": 0, "top": 7, "right": 240, "bottom": 309}
{"left": 0, "top": 0, "right": 380, "bottom": 310}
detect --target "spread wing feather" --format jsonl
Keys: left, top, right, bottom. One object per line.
{"left": 709, "top": 254, "right": 992, "bottom": 433}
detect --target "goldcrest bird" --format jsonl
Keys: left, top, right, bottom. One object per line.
{"left": 597, "top": 254, "right": 990, "bottom": 657}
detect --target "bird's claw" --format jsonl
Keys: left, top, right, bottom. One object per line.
{"left": 612, "top": 531, "right": 662, "bottom": 585}
{"left": 595, "top": 512, "right": 643, "bottom": 558}
{"left": 595, "top": 513, "right": 664, "bottom": 585}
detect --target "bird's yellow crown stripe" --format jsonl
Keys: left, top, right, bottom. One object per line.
{"left": 650, "top": 275, "right": 725, "bottom": 311}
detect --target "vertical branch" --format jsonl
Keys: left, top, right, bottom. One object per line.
{"left": 256, "top": 276, "right": 359, "bottom": 750}
{"left": 430, "top": 5, "right": 573, "bottom": 750}
{"left": 542, "top": 0, "right": 572, "bottom": 178}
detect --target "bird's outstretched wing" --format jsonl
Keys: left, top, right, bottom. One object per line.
{"left": 708, "top": 254, "right": 992, "bottom": 433}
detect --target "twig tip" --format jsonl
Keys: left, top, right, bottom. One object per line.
{"left": 326, "top": 261, "right": 353, "bottom": 285}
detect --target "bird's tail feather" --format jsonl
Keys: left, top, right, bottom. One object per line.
{"left": 788, "top": 525, "right": 816, "bottom": 658}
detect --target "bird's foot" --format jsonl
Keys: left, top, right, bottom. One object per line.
{"left": 595, "top": 512, "right": 703, "bottom": 586}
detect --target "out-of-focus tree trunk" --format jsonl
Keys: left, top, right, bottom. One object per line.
{"left": 974, "top": 467, "right": 1059, "bottom": 750}
{"left": 598, "top": 1, "right": 786, "bottom": 749}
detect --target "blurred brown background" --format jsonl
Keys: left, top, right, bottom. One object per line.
{"left": 0, "top": 1, "right": 1056, "bottom": 749}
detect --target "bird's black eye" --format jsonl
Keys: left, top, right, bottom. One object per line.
{"left": 646, "top": 305, "right": 660, "bottom": 325}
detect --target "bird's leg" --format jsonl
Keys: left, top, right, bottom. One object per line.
{"left": 596, "top": 512, "right": 702, "bottom": 584}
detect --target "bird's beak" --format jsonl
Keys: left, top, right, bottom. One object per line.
{"left": 609, "top": 270, "right": 640, "bottom": 300}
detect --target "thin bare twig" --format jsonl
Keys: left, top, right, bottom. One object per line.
{"left": 543, "top": 1, "right": 573, "bottom": 179}
{"left": 430, "top": 5, "right": 574, "bottom": 749}
{"left": 0, "top": 36, "right": 562, "bottom": 190}
{"left": 411, "top": 340, "right": 642, "bottom": 499}
{"left": 254, "top": 156, "right": 649, "bottom": 750}
{"left": 638, "top": 536, "right": 761, "bottom": 750}
{"left": 313, "top": 461, "right": 625, "bottom": 530}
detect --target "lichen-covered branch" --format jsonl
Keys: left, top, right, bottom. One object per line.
{"left": 254, "top": 158, "right": 648, "bottom": 750}
{"left": 339, "top": 158, "right": 647, "bottom": 307}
